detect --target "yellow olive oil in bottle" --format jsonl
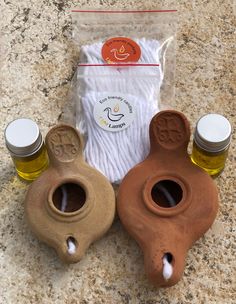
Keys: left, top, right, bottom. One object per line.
{"left": 191, "top": 114, "right": 231, "bottom": 177}
{"left": 5, "top": 118, "right": 49, "bottom": 182}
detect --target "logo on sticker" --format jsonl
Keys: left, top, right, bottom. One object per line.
{"left": 101, "top": 37, "right": 141, "bottom": 63}
{"left": 93, "top": 94, "right": 135, "bottom": 132}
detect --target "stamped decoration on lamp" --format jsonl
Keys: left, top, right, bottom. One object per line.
{"left": 154, "top": 112, "right": 187, "bottom": 149}
{"left": 47, "top": 126, "right": 80, "bottom": 161}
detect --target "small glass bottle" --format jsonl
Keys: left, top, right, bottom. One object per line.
{"left": 5, "top": 118, "right": 49, "bottom": 182}
{"left": 191, "top": 114, "right": 231, "bottom": 177}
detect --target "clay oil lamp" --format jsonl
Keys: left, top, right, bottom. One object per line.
{"left": 25, "top": 124, "right": 116, "bottom": 263}
{"left": 117, "top": 110, "right": 218, "bottom": 287}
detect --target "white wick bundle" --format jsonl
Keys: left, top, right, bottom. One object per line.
{"left": 77, "top": 38, "right": 163, "bottom": 183}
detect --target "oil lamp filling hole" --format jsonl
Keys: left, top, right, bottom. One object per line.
{"left": 52, "top": 183, "right": 86, "bottom": 213}
{"left": 151, "top": 180, "right": 182, "bottom": 208}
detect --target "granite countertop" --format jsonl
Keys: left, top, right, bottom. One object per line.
{"left": 0, "top": 1, "right": 235, "bottom": 303}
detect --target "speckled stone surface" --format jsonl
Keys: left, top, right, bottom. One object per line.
{"left": 0, "top": 1, "right": 235, "bottom": 303}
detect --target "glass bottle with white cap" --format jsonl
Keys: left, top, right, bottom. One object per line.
{"left": 191, "top": 113, "right": 231, "bottom": 177}
{"left": 4, "top": 118, "right": 49, "bottom": 182}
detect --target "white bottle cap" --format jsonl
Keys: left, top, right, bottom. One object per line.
{"left": 5, "top": 118, "right": 43, "bottom": 156}
{"left": 194, "top": 114, "right": 231, "bottom": 152}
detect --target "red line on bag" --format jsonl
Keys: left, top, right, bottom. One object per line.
{"left": 71, "top": 10, "right": 177, "bottom": 13}
{"left": 77, "top": 63, "right": 160, "bottom": 67}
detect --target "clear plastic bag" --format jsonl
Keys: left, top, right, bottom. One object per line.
{"left": 69, "top": 10, "right": 178, "bottom": 183}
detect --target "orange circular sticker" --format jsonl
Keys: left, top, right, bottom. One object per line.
{"left": 101, "top": 37, "right": 141, "bottom": 63}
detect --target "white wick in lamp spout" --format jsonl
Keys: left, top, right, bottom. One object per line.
{"left": 162, "top": 254, "right": 173, "bottom": 281}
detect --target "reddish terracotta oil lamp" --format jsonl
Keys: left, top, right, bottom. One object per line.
{"left": 117, "top": 110, "right": 218, "bottom": 287}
